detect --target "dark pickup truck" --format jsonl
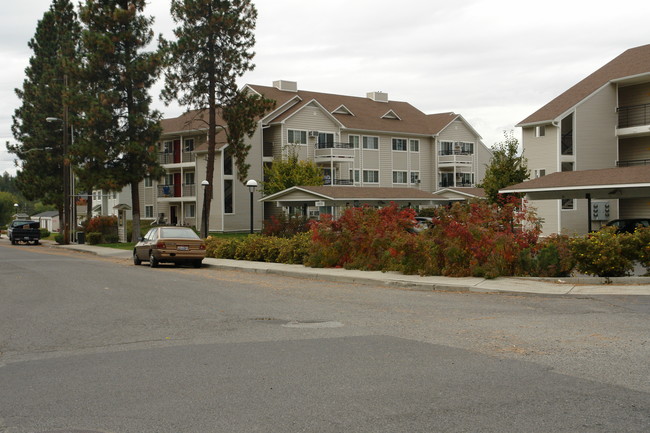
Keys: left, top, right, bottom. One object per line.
{"left": 8, "top": 220, "right": 41, "bottom": 245}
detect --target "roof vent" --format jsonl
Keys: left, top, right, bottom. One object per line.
{"left": 273, "top": 80, "right": 298, "bottom": 92}
{"left": 367, "top": 91, "right": 388, "bottom": 103}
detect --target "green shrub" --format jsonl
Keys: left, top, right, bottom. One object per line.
{"left": 39, "top": 228, "right": 51, "bottom": 238}
{"left": 54, "top": 234, "right": 65, "bottom": 244}
{"left": 527, "top": 234, "right": 575, "bottom": 277}
{"left": 571, "top": 227, "right": 636, "bottom": 278}
{"left": 104, "top": 233, "right": 119, "bottom": 244}
{"left": 205, "top": 236, "right": 239, "bottom": 259}
{"left": 633, "top": 227, "right": 650, "bottom": 273}
{"left": 86, "top": 232, "right": 103, "bottom": 245}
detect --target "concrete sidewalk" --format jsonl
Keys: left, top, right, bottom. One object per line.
{"left": 52, "top": 242, "right": 650, "bottom": 296}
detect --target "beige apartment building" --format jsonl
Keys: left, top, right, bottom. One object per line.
{"left": 135, "top": 81, "right": 492, "bottom": 232}
{"left": 516, "top": 44, "right": 650, "bottom": 235}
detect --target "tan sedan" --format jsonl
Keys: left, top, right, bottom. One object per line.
{"left": 133, "top": 226, "right": 206, "bottom": 268}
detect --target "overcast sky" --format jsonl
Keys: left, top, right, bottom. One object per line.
{"left": 2, "top": 0, "right": 649, "bottom": 175}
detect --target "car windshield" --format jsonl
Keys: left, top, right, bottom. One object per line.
{"left": 160, "top": 228, "right": 200, "bottom": 239}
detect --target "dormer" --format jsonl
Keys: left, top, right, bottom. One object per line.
{"left": 332, "top": 104, "right": 355, "bottom": 116}
{"left": 381, "top": 109, "right": 401, "bottom": 120}
{"left": 367, "top": 91, "right": 388, "bottom": 102}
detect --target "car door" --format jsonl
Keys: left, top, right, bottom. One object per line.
{"left": 137, "top": 228, "right": 157, "bottom": 259}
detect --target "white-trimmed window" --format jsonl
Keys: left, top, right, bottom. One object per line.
{"left": 350, "top": 169, "right": 360, "bottom": 183}
{"left": 224, "top": 179, "right": 234, "bottom": 214}
{"left": 363, "top": 170, "right": 379, "bottom": 183}
{"left": 409, "top": 139, "right": 420, "bottom": 152}
{"left": 562, "top": 161, "right": 574, "bottom": 172}
{"left": 145, "top": 205, "right": 154, "bottom": 218}
{"left": 184, "top": 172, "right": 195, "bottom": 185}
{"left": 536, "top": 126, "right": 546, "bottom": 137}
{"left": 410, "top": 171, "right": 420, "bottom": 185}
{"left": 184, "top": 204, "right": 196, "bottom": 218}
{"left": 534, "top": 169, "right": 546, "bottom": 178}
{"left": 392, "top": 171, "right": 408, "bottom": 184}
{"left": 144, "top": 177, "right": 153, "bottom": 187}
{"left": 349, "top": 135, "right": 360, "bottom": 149}
{"left": 362, "top": 136, "right": 379, "bottom": 150}
{"left": 162, "top": 141, "right": 172, "bottom": 153}
{"left": 562, "top": 198, "right": 574, "bottom": 210}
{"left": 392, "top": 138, "right": 407, "bottom": 151}
{"left": 288, "top": 129, "right": 307, "bottom": 145}
{"left": 184, "top": 138, "right": 194, "bottom": 152}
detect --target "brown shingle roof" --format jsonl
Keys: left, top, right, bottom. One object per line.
{"left": 160, "top": 109, "right": 228, "bottom": 152}
{"left": 299, "top": 185, "right": 437, "bottom": 200}
{"left": 503, "top": 165, "right": 650, "bottom": 191}
{"left": 517, "top": 44, "right": 650, "bottom": 126}
{"left": 247, "top": 84, "right": 459, "bottom": 136}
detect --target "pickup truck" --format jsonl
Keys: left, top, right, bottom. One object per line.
{"left": 8, "top": 220, "right": 41, "bottom": 245}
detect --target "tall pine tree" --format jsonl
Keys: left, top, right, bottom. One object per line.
{"left": 78, "top": 0, "right": 164, "bottom": 241}
{"left": 161, "top": 0, "right": 272, "bottom": 237}
{"left": 10, "top": 0, "right": 80, "bottom": 216}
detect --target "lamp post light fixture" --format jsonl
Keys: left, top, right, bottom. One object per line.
{"left": 200, "top": 180, "right": 209, "bottom": 238}
{"left": 245, "top": 179, "right": 258, "bottom": 234}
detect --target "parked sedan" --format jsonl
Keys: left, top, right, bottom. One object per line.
{"left": 133, "top": 226, "right": 206, "bottom": 268}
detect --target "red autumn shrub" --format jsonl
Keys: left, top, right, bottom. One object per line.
{"left": 305, "top": 203, "right": 416, "bottom": 271}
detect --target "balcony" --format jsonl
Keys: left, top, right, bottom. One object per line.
{"left": 158, "top": 151, "right": 196, "bottom": 165}
{"left": 314, "top": 142, "right": 356, "bottom": 163}
{"left": 617, "top": 159, "right": 650, "bottom": 167}
{"left": 438, "top": 150, "right": 474, "bottom": 167}
{"left": 158, "top": 183, "right": 197, "bottom": 199}
{"left": 617, "top": 103, "right": 650, "bottom": 137}
{"left": 324, "top": 178, "right": 354, "bottom": 186}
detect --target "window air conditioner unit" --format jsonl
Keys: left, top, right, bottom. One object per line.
{"left": 309, "top": 131, "right": 319, "bottom": 138}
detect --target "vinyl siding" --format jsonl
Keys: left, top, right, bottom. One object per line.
{"left": 618, "top": 82, "right": 650, "bottom": 107}
{"left": 574, "top": 84, "right": 618, "bottom": 170}
{"left": 283, "top": 103, "right": 340, "bottom": 161}
{"left": 620, "top": 198, "right": 650, "bottom": 219}
{"left": 619, "top": 136, "right": 650, "bottom": 161}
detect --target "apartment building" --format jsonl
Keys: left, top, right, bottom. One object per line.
{"left": 136, "top": 81, "right": 491, "bottom": 232}
{"left": 516, "top": 44, "right": 650, "bottom": 235}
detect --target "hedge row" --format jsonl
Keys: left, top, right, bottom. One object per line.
{"left": 205, "top": 202, "right": 650, "bottom": 279}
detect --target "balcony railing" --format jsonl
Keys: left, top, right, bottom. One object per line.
{"left": 617, "top": 159, "right": 650, "bottom": 167}
{"left": 316, "top": 141, "right": 353, "bottom": 149}
{"left": 158, "top": 183, "right": 197, "bottom": 198}
{"left": 158, "top": 151, "right": 196, "bottom": 165}
{"left": 618, "top": 103, "right": 650, "bottom": 128}
{"left": 324, "top": 178, "right": 354, "bottom": 186}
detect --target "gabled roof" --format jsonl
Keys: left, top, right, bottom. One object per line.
{"left": 262, "top": 185, "right": 437, "bottom": 203}
{"left": 247, "top": 84, "right": 463, "bottom": 136}
{"left": 517, "top": 44, "right": 650, "bottom": 126}
{"left": 433, "top": 187, "right": 486, "bottom": 199}
{"left": 160, "top": 109, "right": 228, "bottom": 152}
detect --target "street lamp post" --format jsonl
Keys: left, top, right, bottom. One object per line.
{"left": 246, "top": 179, "right": 258, "bottom": 234}
{"left": 46, "top": 115, "right": 71, "bottom": 245}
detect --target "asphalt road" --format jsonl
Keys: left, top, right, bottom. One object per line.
{"left": 0, "top": 242, "right": 649, "bottom": 432}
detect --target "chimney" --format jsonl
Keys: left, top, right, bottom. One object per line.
{"left": 367, "top": 91, "right": 388, "bottom": 103}
{"left": 273, "top": 80, "right": 298, "bottom": 92}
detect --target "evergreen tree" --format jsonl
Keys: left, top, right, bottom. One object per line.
{"left": 479, "top": 130, "right": 530, "bottom": 204}
{"left": 262, "top": 146, "right": 324, "bottom": 196}
{"left": 10, "top": 0, "right": 80, "bottom": 214}
{"left": 78, "top": 0, "right": 164, "bottom": 241}
{"left": 161, "top": 0, "right": 270, "bottom": 237}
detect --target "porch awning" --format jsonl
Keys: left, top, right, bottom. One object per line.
{"left": 261, "top": 186, "right": 439, "bottom": 207}
{"left": 500, "top": 165, "right": 650, "bottom": 200}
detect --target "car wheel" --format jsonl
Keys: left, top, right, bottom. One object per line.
{"left": 193, "top": 260, "right": 202, "bottom": 268}
{"left": 10, "top": 237, "right": 15, "bottom": 245}
{"left": 133, "top": 250, "right": 142, "bottom": 265}
{"left": 149, "top": 252, "right": 159, "bottom": 268}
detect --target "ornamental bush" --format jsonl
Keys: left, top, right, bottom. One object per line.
{"left": 305, "top": 204, "right": 417, "bottom": 271}
{"left": 570, "top": 227, "right": 637, "bottom": 278}
{"left": 634, "top": 227, "right": 650, "bottom": 274}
